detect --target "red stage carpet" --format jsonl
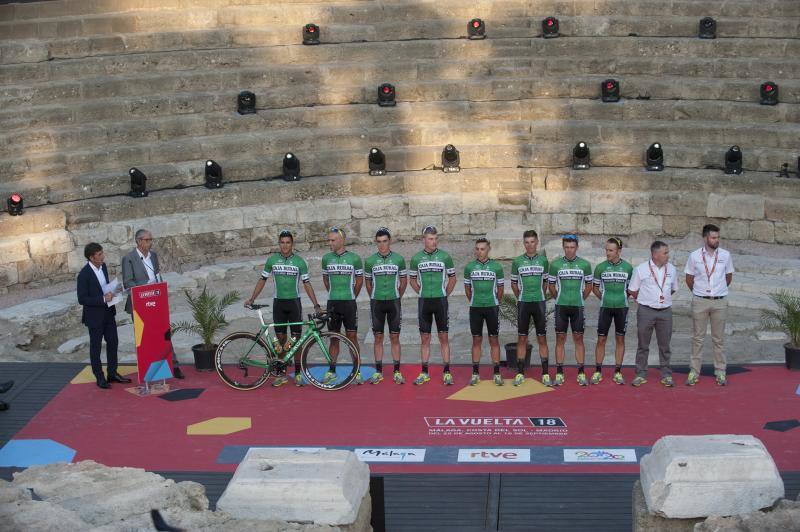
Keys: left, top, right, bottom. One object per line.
{"left": 7, "top": 364, "right": 800, "bottom": 474}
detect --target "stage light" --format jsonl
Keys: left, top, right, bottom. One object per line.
{"left": 724, "top": 146, "right": 742, "bottom": 175}
{"left": 602, "top": 79, "right": 620, "bottom": 102}
{"left": 129, "top": 167, "right": 148, "bottom": 197}
{"left": 303, "top": 23, "right": 320, "bottom": 45}
{"left": 779, "top": 163, "right": 790, "bottom": 178}
{"left": 237, "top": 91, "right": 256, "bottom": 115}
{"left": 6, "top": 193, "right": 23, "bottom": 216}
{"left": 699, "top": 17, "right": 716, "bottom": 39}
{"left": 442, "top": 144, "right": 460, "bottom": 173}
{"left": 542, "top": 17, "right": 559, "bottom": 38}
{"left": 205, "top": 160, "right": 223, "bottom": 189}
{"left": 368, "top": 148, "right": 386, "bottom": 176}
{"left": 760, "top": 81, "right": 778, "bottom": 106}
{"left": 645, "top": 143, "right": 664, "bottom": 171}
{"left": 572, "top": 142, "right": 590, "bottom": 170}
{"left": 378, "top": 83, "right": 396, "bottom": 107}
{"left": 468, "top": 18, "right": 486, "bottom": 40}
{"left": 282, "top": 152, "right": 301, "bottom": 181}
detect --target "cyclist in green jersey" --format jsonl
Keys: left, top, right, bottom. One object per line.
{"left": 321, "top": 227, "right": 363, "bottom": 384}
{"left": 245, "top": 230, "right": 322, "bottom": 387}
{"left": 364, "top": 227, "right": 407, "bottom": 385}
{"left": 592, "top": 237, "right": 634, "bottom": 386}
{"left": 547, "top": 234, "right": 593, "bottom": 387}
{"left": 510, "top": 230, "right": 550, "bottom": 386}
{"left": 464, "top": 238, "right": 505, "bottom": 386}
{"left": 409, "top": 226, "right": 456, "bottom": 386}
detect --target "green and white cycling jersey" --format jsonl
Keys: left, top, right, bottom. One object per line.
{"left": 261, "top": 253, "right": 309, "bottom": 300}
{"left": 464, "top": 259, "right": 505, "bottom": 307}
{"left": 409, "top": 248, "right": 456, "bottom": 299}
{"left": 510, "top": 253, "right": 549, "bottom": 302}
{"left": 548, "top": 256, "right": 593, "bottom": 307}
{"left": 593, "top": 259, "right": 634, "bottom": 308}
{"left": 321, "top": 250, "right": 363, "bottom": 301}
{"left": 364, "top": 251, "right": 407, "bottom": 300}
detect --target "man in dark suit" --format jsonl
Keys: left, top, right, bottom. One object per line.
{"left": 121, "top": 229, "right": 183, "bottom": 379}
{"left": 77, "top": 242, "right": 131, "bottom": 389}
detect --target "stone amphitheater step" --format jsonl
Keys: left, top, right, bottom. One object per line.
{"left": 1, "top": 136, "right": 797, "bottom": 194}
{"left": 2, "top": 114, "right": 797, "bottom": 163}
{"left": 2, "top": 0, "right": 799, "bottom": 43}
{"left": 3, "top": 15, "right": 800, "bottom": 64}
{"left": 3, "top": 72, "right": 800, "bottom": 117}
{"left": 7, "top": 45, "right": 800, "bottom": 88}
{"left": 3, "top": 98, "right": 798, "bottom": 138}
{"left": 3, "top": 0, "right": 799, "bottom": 23}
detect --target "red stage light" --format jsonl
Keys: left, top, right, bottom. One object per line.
{"left": 383, "top": 86, "right": 391, "bottom": 94}
{"left": 10, "top": 194, "right": 21, "bottom": 203}
{"left": 473, "top": 20, "right": 480, "bottom": 28}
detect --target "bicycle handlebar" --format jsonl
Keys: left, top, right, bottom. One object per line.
{"left": 245, "top": 303, "right": 269, "bottom": 310}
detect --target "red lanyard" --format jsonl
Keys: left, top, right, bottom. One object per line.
{"left": 701, "top": 249, "right": 719, "bottom": 290}
{"left": 647, "top": 261, "right": 668, "bottom": 300}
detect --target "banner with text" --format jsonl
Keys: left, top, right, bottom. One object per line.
{"left": 132, "top": 282, "right": 173, "bottom": 382}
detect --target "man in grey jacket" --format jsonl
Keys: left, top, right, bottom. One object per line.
{"left": 121, "top": 229, "right": 184, "bottom": 379}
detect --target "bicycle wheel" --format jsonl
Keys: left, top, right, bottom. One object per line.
{"left": 215, "top": 332, "right": 274, "bottom": 390}
{"left": 300, "top": 331, "right": 360, "bottom": 391}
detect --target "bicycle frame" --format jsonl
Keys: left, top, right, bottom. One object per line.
{"left": 240, "top": 308, "right": 330, "bottom": 368}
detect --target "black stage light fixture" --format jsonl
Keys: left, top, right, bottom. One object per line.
{"left": 645, "top": 142, "right": 664, "bottom": 171}
{"left": 282, "top": 152, "right": 301, "bottom": 181}
{"left": 724, "top": 146, "right": 743, "bottom": 175}
{"left": 779, "top": 163, "right": 790, "bottom": 178}
{"left": 205, "top": 160, "right": 223, "bottom": 189}
{"left": 699, "top": 17, "right": 716, "bottom": 39}
{"left": 468, "top": 18, "right": 486, "bottom": 40}
{"left": 129, "top": 167, "right": 148, "bottom": 197}
{"left": 442, "top": 144, "right": 460, "bottom": 173}
{"left": 542, "top": 17, "right": 559, "bottom": 38}
{"left": 573, "top": 142, "right": 590, "bottom": 170}
{"left": 602, "top": 79, "right": 620, "bottom": 102}
{"left": 368, "top": 148, "right": 386, "bottom": 176}
{"left": 378, "top": 83, "right": 396, "bottom": 107}
{"left": 303, "top": 23, "right": 320, "bottom": 45}
{"left": 6, "top": 193, "right": 23, "bottom": 216}
{"left": 237, "top": 91, "right": 256, "bottom": 115}
{"left": 760, "top": 81, "right": 779, "bottom": 106}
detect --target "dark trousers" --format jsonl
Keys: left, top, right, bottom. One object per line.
{"left": 88, "top": 310, "right": 119, "bottom": 379}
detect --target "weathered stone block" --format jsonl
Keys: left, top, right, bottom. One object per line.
{"left": 591, "top": 192, "right": 650, "bottom": 215}
{"left": 0, "top": 238, "right": 29, "bottom": 263}
{"left": 187, "top": 208, "right": 244, "bottom": 234}
{"left": 551, "top": 213, "right": 577, "bottom": 233}
{"left": 721, "top": 219, "right": 750, "bottom": 241}
{"left": 407, "top": 194, "right": 462, "bottom": 217}
{"left": 632, "top": 480, "right": 701, "bottom": 532}
{"left": 296, "top": 198, "right": 351, "bottom": 223}
{"left": 442, "top": 214, "right": 470, "bottom": 235}
{"left": 27, "top": 230, "right": 74, "bottom": 257}
{"left": 577, "top": 214, "right": 604, "bottom": 235}
{"left": 350, "top": 195, "right": 407, "bottom": 219}
{"left": 662, "top": 216, "right": 690, "bottom": 237}
{"left": 461, "top": 192, "right": 500, "bottom": 214}
{"left": 240, "top": 203, "right": 298, "bottom": 226}
{"left": 640, "top": 435, "right": 784, "bottom": 519}
{"left": 631, "top": 214, "right": 663, "bottom": 234}
{"left": 216, "top": 448, "right": 369, "bottom": 526}
{"left": 706, "top": 193, "right": 765, "bottom": 220}
{"left": 604, "top": 214, "right": 632, "bottom": 235}
{"left": 0, "top": 263, "right": 18, "bottom": 287}
{"left": 530, "top": 191, "right": 591, "bottom": 214}
{"left": 749, "top": 220, "right": 775, "bottom": 243}
{"left": 765, "top": 197, "right": 800, "bottom": 223}
{"left": 469, "top": 213, "right": 496, "bottom": 234}
{"left": 126, "top": 215, "right": 190, "bottom": 239}
{"left": 775, "top": 223, "right": 800, "bottom": 245}
{"left": 649, "top": 193, "right": 706, "bottom": 217}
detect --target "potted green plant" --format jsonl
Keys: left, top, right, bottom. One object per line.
{"left": 499, "top": 293, "right": 533, "bottom": 367}
{"left": 761, "top": 290, "right": 800, "bottom": 370}
{"left": 171, "top": 284, "right": 240, "bottom": 371}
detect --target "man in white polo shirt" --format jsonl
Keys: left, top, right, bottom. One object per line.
{"left": 628, "top": 241, "right": 678, "bottom": 387}
{"left": 684, "top": 224, "right": 734, "bottom": 386}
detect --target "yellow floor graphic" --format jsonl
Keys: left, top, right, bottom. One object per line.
{"left": 187, "top": 417, "right": 252, "bottom": 436}
{"left": 447, "top": 378, "right": 554, "bottom": 403}
{"left": 70, "top": 365, "right": 138, "bottom": 384}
